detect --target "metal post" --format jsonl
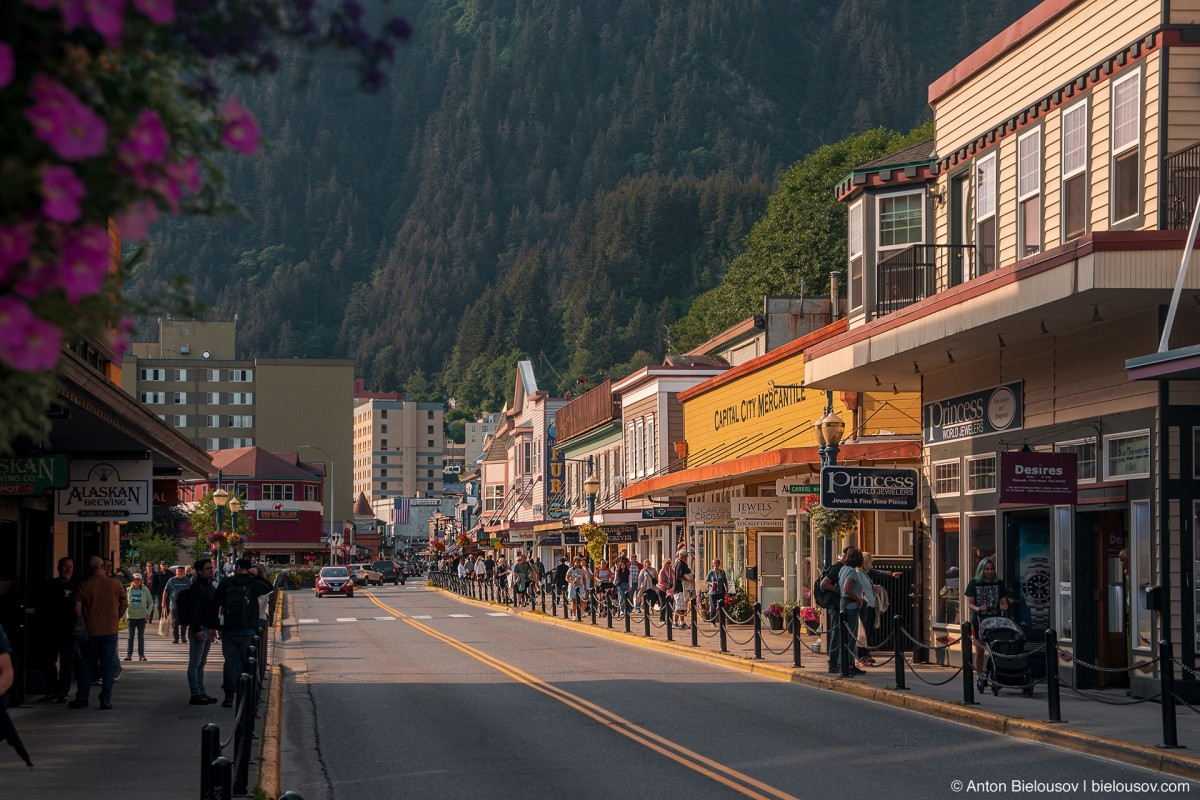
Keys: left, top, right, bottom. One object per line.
{"left": 201, "top": 723, "right": 220, "bottom": 800}
{"left": 961, "top": 621, "right": 978, "bottom": 704}
{"left": 791, "top": 607, "right": 802, "bottom": 668}
{"left": 606, "top": 592, "right": 614, "bottom": 628}
{"left": 753, "top": 602, "right": 763, "bottom": 659}
{"left": 211, "top": 756, "right": 233, "bottom": 800}
{"left": 644, "top": 603, "right": 651, "bottom": 637}
{"left": 234, "top": 674, "right": 253, "bottom": 795}
{"left": 625, "top": 594, "right": 632, "bottom": 633}
{"left": 718, "top": 603, "right": 727, "bottom": 652}
{"left": 666, "top": 608, "right": 674, "bottom": 642}
{"left": 1045, "top": 629, "right": 1064, "bottom": 723}
{"left": 893, "top": 614, "right": 908, "bottom": 691}
{"left": 690, "top": 598, "right": 698, "bottom": 647}
{"left": 1160, "top": 639, "right": 1180, "bottom": 748}
{"left": 590, "top": 591, "right": 597, "bottom": 625}
{"left": 541, "top": 583, "right": 546, "bottom": 614}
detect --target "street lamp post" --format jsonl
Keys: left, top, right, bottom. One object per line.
{"left": 229, "top": 496, "right": 241, "bottom": 560}
{"left": 213, "top": 482, "right": 229, "bottom": 562}
{"left": 815, "top": 392, "right": 846, "bottom": 467}
{"left": 583, "top": 456, "right": 600, "bottom": 526}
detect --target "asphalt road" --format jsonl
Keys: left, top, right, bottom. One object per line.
{"left": 279, "top": 581, "right": 1197, "bottom": 800}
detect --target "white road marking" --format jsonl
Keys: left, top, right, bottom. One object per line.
{"left": 447, "top": 614, "right": 471, "bottom": 618}
{"left": 486, "top": 613, "right": 511, "bottom": 617}
{"left": 373, "top": 616, "right": 396, "bottom": 620}
{"left": 410, "top": 615, "right": 433, "bottom": 619}
{"left": 298, "top": 618, "right": 319, "bottom": 624}
{"left": 335, "top": 618, "right": 358, "bottom": 622}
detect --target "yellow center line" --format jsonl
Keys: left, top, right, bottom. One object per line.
{"left": 364, "top": 591, "right": 802, "bottom": 800}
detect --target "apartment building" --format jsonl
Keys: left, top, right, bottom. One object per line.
{"left": 465, "top": 413, "right": 500, "bottom": 467}
{"left": 352, "top": 382, "right": 445, "bottom": 506}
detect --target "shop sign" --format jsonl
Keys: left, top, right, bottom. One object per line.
{"left": 545, "top": 434, "right": 568, "bottom": 518}
{"left": 711, "top": 382, "right": 807, "bottom": 432}
{"left": 153, "top": 480, "right": 179, "bottom": 507}
{"left": 820, "top": 466, "right": 919, "bottom": 511}
{"left": 730, "top": 497, "right": 786, "bottom": 522}
{"left": 998, "top": 452, "right": 1077, "bottom": 505}
{"left": 0, "top": 455, "right": 68, "bottom": 495}
{"left": 409, "top": 498, "right": 440, "bottom": 506}
{"left": 563, "top": 530, "right": 582, "bottom": 545}
{"left": 539, "top": 533, "right": 562, "bottom": 546}
{"left": 641, "top": 507, "right": 685, "bottom": 519}
{"left": 604, "top": 524, "right": 638, "bottom": 543}
{"left": 688, "top": 501, "right": 732, "bottom": 528}
{"left": 258, "top": 509, "right": 300, "bottom": 521}
{"left": 776, "top": 480, "right": 819, "bottom": 495}
{"left": 55, "top": 459, "right": 152, "bottom": 521}
{"left": 923, "top": 382, "right": 1022, "bottom": 445}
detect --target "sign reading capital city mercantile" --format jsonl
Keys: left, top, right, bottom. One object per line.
{"left": 55, "top": 459, "right": 152, "bottom": 521}
{"left": 0, "top": 455, "right": 68, "bottom": 495}
{"left": 730, "top": 497, "right": 786, "bottom": 522}
{"left": 820, "top": 466, "right": 920, "bottom": 511}
{"left": 923, "top": 382, "right": 1023, "bottom": 445}
{"left": 998, "top": 451, "right": 1077, "bottom": 505}
{"left": 688, "top": 501, "right": 733, "bottom": 529}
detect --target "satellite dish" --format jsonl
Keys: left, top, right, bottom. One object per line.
{"left": 202, "top": 350, "right": 211, "bottom": 359}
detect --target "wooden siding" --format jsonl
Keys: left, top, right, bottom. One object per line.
{"left": 933, "top": 0, "right": 1159, "bottom": 152}
{"left": 1145, "top": 57, "right": 1162, "bottom": 229}
{"left": 1169, "top": 0, "right": 1200, "bottom": 24}
{"left": 859, "top": 393, "right": 922, "bottom": 436}
{"left": 1167, "top": 48, "right": 1200, "bottom": 154}
{"left": 556, "top": 380, "right": 617, "bottom": 443}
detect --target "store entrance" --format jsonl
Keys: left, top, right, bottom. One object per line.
{"left": 1005, "top": 511, "right": 1051, "bottom": 680}
{"left": 1074, "top": 509, "right": 1129, "bottom": 689}
{"left": 758, "top": 532, "right": 784, "bottom": 606}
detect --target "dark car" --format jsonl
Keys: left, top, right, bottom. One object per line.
{"left": 315, "top": 566, "right": 354, "bottom": 598}
{"left": 372, "top": 560, "right": 403, "bottom": 585}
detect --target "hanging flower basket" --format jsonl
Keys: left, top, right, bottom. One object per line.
{"left": 806, "top": 504, "right": 857, "bottom": 542}
{"left": 580, "top": 523, "right": 607, "bottom": 565}
{"left": 226, "top": 533, "right": 242, "bottom": 547}
{"left": 206, "top": 532, "right": 225, "bottom": 545}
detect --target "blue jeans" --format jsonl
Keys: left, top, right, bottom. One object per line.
{"left": 826, "top": 604, "right": 842, "bottom": 669}
{"left": 616, "top": 584, "right": 630, "bottom": 613}
{"left": 126, "top": 618, "right": 147, "bottom": 658}
{"left": 77, "top": 634, "right": 118, "bottom": 702}
{"left": 839, "top": 601, "right": 860, "bottom": 673}
{"left": 221, "top": 633, "right": 254, "bottom": 700}
{"left": 188, "top": 629, "right": 213, "bottom": 696}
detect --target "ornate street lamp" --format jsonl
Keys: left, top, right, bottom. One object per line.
{"left": 583, "top": 466, "right": 600, "bottom": 526}
{"left": 229, "top": 495, "right": 242, "bottom": 559}
{"left": 815, "top": 394, "right": 846, "bottom": 467}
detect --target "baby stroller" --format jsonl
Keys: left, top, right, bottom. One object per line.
{"left": 979, "top": 616, "right": 1034, "bottom": 696}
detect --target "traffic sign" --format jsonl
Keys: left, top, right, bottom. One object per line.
{"left": 128, "top": 550, "right": 140, "bottom": 557}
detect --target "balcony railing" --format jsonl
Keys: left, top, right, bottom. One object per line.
{"left": 1164, "top": 141, "right": 1200, "bottom": 230}
{"left": 876, "top": 244, "right": 975, "bottom": 317}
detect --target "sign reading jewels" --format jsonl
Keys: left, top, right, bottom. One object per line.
{"left": 0, "top": 455, "right": 68, "bottom": 495}
{"left": 820, "top": 466, "right": 920, "bottom": 511}
{"left": 730, "top": 497, "right": 786, "bottom": 522}
{"left": 55, "top": 459, "right": 152, "bottom": 521}
{"left": 923, "top": 382, "right": 1023, "bottom": 445}
{"left": 998, "top": 451, "right": 1077, "bottom": 505}
{"left": 688, "top": 501, "right": 733, "bottom": 529}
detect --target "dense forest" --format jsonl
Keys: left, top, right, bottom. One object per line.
{"left": 132, "top": 0, "right": 1038, "bottom": 410}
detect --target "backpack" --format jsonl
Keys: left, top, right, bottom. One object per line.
{"left": 221, "top": 579, "right": 257, "bottom": 630}
{"left": 813, "top": 562, "right": 841, "bottom": 608}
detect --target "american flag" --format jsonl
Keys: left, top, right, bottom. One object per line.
{"left": 394, "top": 497, "right": 410, "bottom": 525}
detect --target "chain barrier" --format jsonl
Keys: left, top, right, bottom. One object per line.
{"left": 1065, "top": 651, "right": 1158, "bottom": 674}
{"left": 1052, "top": 679, "right": 1159, "bottom": 705}
{"left": 903, "top": 657, "right": 965, "bottom": 686}
{"left": 1171, "top": 658, "right": 1199, "bottom": 680}
{"left": 1172, "top": 692, "right": 1200, "bottom": 716}
{"left": 903, "top": 628, "right": 960, "bottom": 651}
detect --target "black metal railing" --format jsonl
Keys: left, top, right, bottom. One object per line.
{"left": 875, "top": 244, "right": 974, "bottom": 317}
{"left": 1164, "top": 141, "right": 1200, "bottom": 230}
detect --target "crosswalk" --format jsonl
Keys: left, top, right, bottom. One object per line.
{"left": 114, "top": 623, "right": 194, "bottom": 670}
{"left": 296, "top": 612, "right": 511, "bottom": 624}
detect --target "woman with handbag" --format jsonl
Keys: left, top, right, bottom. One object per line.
{"left": 704, "top": 559, "right": 728, "bottom": 624}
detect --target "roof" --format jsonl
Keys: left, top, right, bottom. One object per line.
{"left": 664, "top": 354, "right": 730, "bottom": 368}
{"left": 353, "top": 491, "right": 373, "bottom": 516}
{"left": 208, "top": 447, "right": 321, "bottom": 480}
{"left": 854, "top": 139, "right": 936, "bottom": 171}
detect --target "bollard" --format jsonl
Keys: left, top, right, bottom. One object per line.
{"left": 234, "top": 673, "right": 254, "bottom": 795}
{"left": 791, "top": 607, "right": 802, "bottom": 668}
{"left": 590, "top": 593, "right": 597, "bottom": 625}
{"left": 718, "top": 605, "right": 727, "bottom": 652}
{"left": 1045, "top": 629, "right": 1064, "bottom": 722}
{"left": 201, "top": 723, "right": 220, "bottom": 800}
{"left": 752, "top": 602, "right": 763, "bottom": 659}
{"left": 1160, "top": 639, "right": 1181, "bottom": 748}
{"left": 210, "top": 756, "right": 233, "bottom": 800}
{"left": 541, "top": 585, "right": 546, "bottom": 614}
{"left": 551, "top": 587, "right": 557, "bottom": 615}
{"left": 644, "top": 603, "right": 652, "bottom": 637}
{"left": 666, "top": 608, "right": 674, "bottom": 642}
{"left": 961, "top": 621, "right": 978, "bottom": 704}
{"left": 893, "top": 614, "right": 908, "bottom": 691}
{"left": 606, "top": 594, "right": 614, "bottom": 628}
{"left": 690, "top": 599, "right": 698, "bottom": 647}
{"left": 625, "top": 595, "right": 632, "bottom": 633}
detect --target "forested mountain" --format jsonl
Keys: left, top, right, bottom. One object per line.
{"left": 132, "top": 0, "right": 1038, "bottom": 410}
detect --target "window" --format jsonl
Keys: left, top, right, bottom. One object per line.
{"left": 379, "top": 482, "right": 388, "bottom": 491}
{"left": 205, "top": 415, "right": 220, "bottom": 428}
{"left": 381, "top": 425, "right": 387, "bottom": 434}
{"left": 935, "top": 516, "right": 961, "bottom": 625}
{"left": 522, "top": 440, "right": 533, "bottom": 475}
{"left": 139, "top": 368, "right": 165, "bottom": 381}
{"left": 203, "top": 438, "right": 220, "bottom": 450}
{"left": 305, "top": 485, "right": 318, "bottom": 502}
{"left": 172, "top": 392, "right": 187, "bottom": 404}
{"left": 635, "top": 418, "right": 646, "bottom": 477}
{"left": 484, "top": 484, "right": 504, "bottom": 512}
{"left": 228, "top": 369, "right": 254, "bottom": 382}
{"left": 1104, "top": 431, "right": 1150, "bottom": 479}
{"left": 380, "top": 439, "right": 387, "bottom": 449}
{"left": 426, "top": 470, "right": 434, "bottom": 478}
{"left": 283, "top": 484, "right": 294, "bottom": 501}
{"left": 204, "top": 369, "right": 220, "bottom": 382}
{"left": 1017, "top": 128, "right": 1042, "bottom": 257}
{"left": 229, "top": 437, "right": 253, "bottom": 447}
{"left": 381, "top": 410, "right": 388, "bottom": 419}
{"left": 1056, "top": 439, "right": 1097, "bottom": 482}
{"left": 646, "top": 414, "right": 656, "bottom": 474}
{"left": 427, "top": 425, "right": 434, "bottom": 434}
{"left": 263, "top": 484, "right": 278, "bottom": 501}
{"left": 1134, "top": 501, "right": 1153, "bottom": 650}
{"left": 140, "top": 391, "right": 165, "bottom": 404}
{"left": 1111, "top": 70, "right": 1141, "bottom": 222}
{"left": 1061, "top": 101, "right": 1088, "bottom": 240}
{"left": 966, "top": 454, "right": 996, "bottom": 493}
{"left": 877, "top": 192, "right": 923, "bottom": 254}
{"left": 227, "top": 415, "right": 253, "bottom": 428}
{"left": 626, "top": 423, "right": 635, "bottom": 478}
{"left": 975, "top": 153, "right": 997, "bottom": 275}
{"left": 848, "top": 200, "right": 864, "bottom": 311}
{"left": 427, "top": 456, "right": 434, "bottom": 463}
{"left": 967, "top": 514, "right": 996, "bottom": 576}
{"left": 172, "top": 368, "right": 188, "bottom": 381}
{"left": 428, "top": 440, "right": 434, "bottom": 447}
{"left": 171, "top": 415, "right": 187, "bottom": 427}
{"left": 381, "top": 456, "right": 388, "bottom": 464}
{"left": 932, "top": 459, "right": 961, "bottom": 496}
{"left": 229, "top": 392, "right": 253, "bottom": 405}
{"left": 1054, "top": 506, "right": 1074, "bottom": 641}
{"left": 204, "top": 392, "right": 220, "bottom": 404}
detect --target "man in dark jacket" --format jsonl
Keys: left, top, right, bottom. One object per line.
{"left": 148, "top": 561, "right": 171, "bottom": 623}
{"left": 39, "top": 557, "right": 77, "bottom": 702}
{"left": 175, "top": 559, "right": 220, "bottom": 705}
{"left": 214, "top": 559, "right": 273, "bottom": 708}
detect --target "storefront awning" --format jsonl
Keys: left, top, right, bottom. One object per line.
{"left": 621, "top": 439, "right": 922, "bottom": 500}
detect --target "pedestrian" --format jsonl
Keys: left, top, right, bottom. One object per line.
{"left": 456, "top": 558, "right": 468, "bottom": 580}
{"left": 484, "top": 554, "right": 496, "bottom": 582}
{"left": 855, "top": 552, "right": 902, "bottom": 666}
{"left": 819, "top": 547, "right": 852, "bottom": 674}
{"left": 837, "top": 548, "right": 867, "bottom": 677}
{"left": 123, "top": 573, "right": 154, "bottom": 662}
{"left": 657, "top": 559, "right": 675, "bottom": 615}
{"left": 613, "top": 557, "right": 631, "bottom": 616}
{"left": 514, "top": 553, "right": 538, "bottom": 605}
{"left": 214, "top": 558, "right": 273, "bottom": 708}
{"left": 494, "top": 555, "right": 509, "bottom": 601}
{"left": 636, "top": 560, "right": 657, "bottom": 612}
{"left": 0, "top": 622, "right": 13, "bottom": 697}
{"left": 473, "top": 555, "right": 487, "bottom": 584}
{"left": 149, "top": 561, "right": 171, "bottom": 623}
{"left": 176, "top": 558, "right": 219, "bottom": 705}
{"left": 164, "top": 565, "right": 191, "bottom": 643}
{"left": 565, "top": 557, "right": 586, "bottom": 619}
{"left": 69, "top": 555, "right": 128, "bottom": 709}
{"left": 38, "top": 557, "right": 77, "bottom": 703}
{"left": 628, "top": 556, "right": 640, "bottom": 601}
{"left": 553, "top": 556, "right": 569, "bottom": 600}
{"left": 672, "top": 552, "right": 693, "bottom": 628}
{"left": 704, "top": 559, "right": 729, "bottom": 624}
{"left": 964, "top": 556, "right": 1009, "bottom": 691}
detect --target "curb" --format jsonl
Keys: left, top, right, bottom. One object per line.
{"left": 428, "top": 585, "right": 1200, "bottom": 782}
{"left": 259, "top": 664, "right": 283, "bottom": 799}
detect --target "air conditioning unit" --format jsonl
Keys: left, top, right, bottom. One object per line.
{"left": 180, "top": 345, "right": 190, "bottom": 355}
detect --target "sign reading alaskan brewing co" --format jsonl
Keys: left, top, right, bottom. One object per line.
{"left": 0, "top": 455, "right": 68, "bottom": 495}
{"left": 998, "top": 451, "right": 1077, "bottom": 506}
{"left": 688, "top": 501, "right": 732, "bottom": 528}
{"left": 730, "top": 497, "right": 786, "bottom": 522}
{"left": 924, "top": 382, "right": 1023, "bottom": 445}
{"left": 820, "top": 466, "right": 920, "bottom": 511}
{"left": 55, "top": 459, "right": 152, "bottom": 521}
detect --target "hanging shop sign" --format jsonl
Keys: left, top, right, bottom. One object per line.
{"left": 0, "top": 455, "right": 68, "bottom": 495}
{"left": 923, "top": 382, "right": 1023, "bottom": 445}
{"left": 730, "top": 497, "right": 786, "bottom": 522}
{"left": 55, "top": 459, "right": 152, "bottom": 521}
{"left": 688, "top": 501, "right": 733, "bottom": 529}
{"left": 820, "top": 466, "right": 920, "bottom": 511}
{"left": 998, "top": 451, "right": 1077, "bottom": 506}
{"left": 604, "top": 524, "right": 639, "bottom": 543}
{"left": 641, "top": 507, "right": 686, "bottom": 519}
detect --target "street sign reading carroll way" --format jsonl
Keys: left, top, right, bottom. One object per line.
{"left": 820, "top": 466, "right": 920, "bottom": 511}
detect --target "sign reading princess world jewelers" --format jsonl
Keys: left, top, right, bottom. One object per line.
{"left": 55, "top": 459, "right": 152, "bottom": 521}
{"left": 820, "top": 466, "right": 920, "bottom": 511}
{"left": 923, "top": 382, "right": 1023, "bottom": 445}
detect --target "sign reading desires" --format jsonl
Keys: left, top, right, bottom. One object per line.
{"left": 56, "top": 459, "right": 152, "bottom": 521}
{"left": 998, "top": 451, "right": 1078, "bottom": 505}
{"left": 730, "top": 497, "right": 786, "bottom": 522}
{"left": 712, "top": 383, "right": 806, "bottom": 432}
{"left": 820, "top": 466, "right": 920, "bottom": 511}
{"left": 688, "top": 501, "right": 732, "bottom": 528}
{"left": 924, "top": 382, "right": 1023, "bottom": 445}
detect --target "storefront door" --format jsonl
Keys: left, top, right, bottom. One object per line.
{"left": 1005, "top": 511, "right": 1051, "bottom": 679}
{"left": 1075, "top": 509, "right": 1130, "bottom": 689}
{"left": 758, "top": 533, "right": 784, "bottom": 606}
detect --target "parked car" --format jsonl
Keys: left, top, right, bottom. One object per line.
{"left": 347, "top": 563, "right": 383, "bottom": 586}
{"left": 315, "top": 566, "right": 354, "bottom": 598}
{"left": 372, "top": 560, "right": 403, "bottom": 585}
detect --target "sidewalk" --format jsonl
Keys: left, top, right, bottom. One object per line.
{"left": 0, "top": 626, "right": 260, "bottom": 798}
{"left": 439, "top": 584, "right": 1200, "bottom": 781}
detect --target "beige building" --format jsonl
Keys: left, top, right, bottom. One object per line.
{"left": 465, "top": 413, "right": 500, "bottom": 467}
{"left": 352, "top": 385, "right": 445, "bottom": 505}
{"left": 121, "top": 319, "right": 354, "bottom": 524}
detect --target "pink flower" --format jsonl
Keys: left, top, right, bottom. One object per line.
{"left": 14, "top": 256, "right": 59, "bottom": 299}
{"left": 0, "top": 223, "right": 35, "bottom": 274}
{"left": 42, "top": 165, "right": 87, "bottom": 223}
{"left": 118, "top": 108, "right": 170, "bottom": 166}
{"left": 58, "top": 223, "right": 110, "bottom": 301}
{"left": 25, "top": 74, "right": 108, "bottom": 161}
{"left": 115, "top": 198, "right": 160, "bottom": 241}
{"left": 219, "top": 97, "right": 261, "bottom": 155}
{"left": 59, "top": 0, "right": 126, "bottom": 47}
{"left": 133, "top": 0, "right": 174, "bottom": 24}
{"left": 0, "top": 42, "right": 13, "bottom": 89}
{"left": 166, "top": 156, "right": 201, "bottom": 194}
{"left": 0, "top": 298, "right": 61, "bottom": 371}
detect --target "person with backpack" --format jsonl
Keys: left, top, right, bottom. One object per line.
{"left": 837, "top": 548, "right": 867, "bottom": 677}
{"left": 818, "top": 547, "right": 853, "bottom": 674}
{"left": 213, "top": 558, "right": 273, "bottom": 708}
